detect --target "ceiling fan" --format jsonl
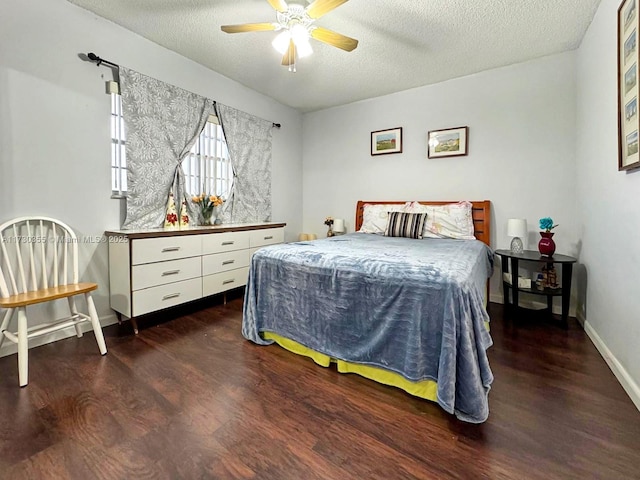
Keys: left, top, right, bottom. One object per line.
{"left": 221, "top": 0, "right": 358, "bottom": 72}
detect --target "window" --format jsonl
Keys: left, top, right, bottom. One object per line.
{"left": 110, "top": 89, "right": 127, "bottom": 197}
{"left": 110, "top": 87, "right": 233, "bottom": 199}
{"left": 182, "top": 119, "right": 233, "bottom": 198}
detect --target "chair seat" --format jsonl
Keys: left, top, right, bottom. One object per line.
{"left": 0, "top": 283, "right": 98, "bottom": 308}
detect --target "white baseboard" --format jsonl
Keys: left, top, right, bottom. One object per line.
{"left": 493, "top": 296, "right": 639, "bottom": 412}
{"left": 0, "top": 313, "right": 119, "bottom": 359}
{"left": 582, "top": 317, "right": 640, "bottom": 412}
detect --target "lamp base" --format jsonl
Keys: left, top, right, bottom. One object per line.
{"left": 510, "top": 237, "right": 524, "bottom": 254}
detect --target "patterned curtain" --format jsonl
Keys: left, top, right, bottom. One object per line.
{"left": 119, "top": 67, "right": 215, "bottom": 229}
{"left": 215, "top": 103, "right": 273, "bottom": 223}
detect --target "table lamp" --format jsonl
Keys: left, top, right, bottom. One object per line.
{"left": 507, "top": 219, "right": 527, "bottom": 254}
{"left": 333, "top": 218, "right": 345, "bottom": 234}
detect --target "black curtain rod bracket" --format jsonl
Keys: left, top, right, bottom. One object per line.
{"left": 87, "top": 52, "right": 119, "bottom": 69}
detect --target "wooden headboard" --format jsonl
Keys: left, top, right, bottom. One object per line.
{"left": 355, "top": 200, "right": 491, "bottom": 247}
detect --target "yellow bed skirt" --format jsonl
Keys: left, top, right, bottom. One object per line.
{"left": 262, "top": 318, "right": 489, "bottom": 403}
{"left": 262, "top": 332, "right": 439, "bottom": 402}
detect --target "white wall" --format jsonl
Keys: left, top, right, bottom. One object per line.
{"left": 0, "top": 0, "right": 302, "bottom": 355}
{"left": 302, "top": 52, "right": 579, "bottom": 303}
{"left": 576, "top": 0, "right": 640, "bottom": 408}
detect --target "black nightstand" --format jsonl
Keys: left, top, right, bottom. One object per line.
{"left": 494, "top": 250, "right": 577, "bottom": 327}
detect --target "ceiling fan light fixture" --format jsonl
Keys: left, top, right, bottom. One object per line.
{"left": 296, "top": 38, "right": 313, "bottom": 58}
{"left": 290, "top": 23, "right": 309, "bottom": 43}
{"left": 272, "top": 30, "right": 291, "bottom": 54}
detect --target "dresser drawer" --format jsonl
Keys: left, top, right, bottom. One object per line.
{"left": 249, "top": 228, "right": 284, "bottom": 248}
{"left": 202, "top": 267, "right": 250, "bottom": 297}
{"left": 132, "top": 236, "right": 201, "bottom": 265}
{"left": 202, "top": 231, "right": 250, "bottom": 255}
{"left": 132, "top": 277, "right": 202, "bottom": 317}
{"left": 132, "top": 256, "right": 201, "bottom": 291}
{"left": 202, "top": 249, "right": 251, "bottom": 276}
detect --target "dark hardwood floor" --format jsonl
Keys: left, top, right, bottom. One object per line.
{"left": 1, "top": 295, "right": 639, "bottom": 479}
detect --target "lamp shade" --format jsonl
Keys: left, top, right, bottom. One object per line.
{"left": 507, "top": 219, "right": 527, "bottom": 238}
{"left": 333, "top": 218, "right": 345, "bottom": 233}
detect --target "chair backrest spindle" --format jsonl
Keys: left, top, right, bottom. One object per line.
{"left": 25, "top": 220, "right": 37, "bottom": 292}
{"left": 71, "top": 231, "right": 79, "bottom": 285}
{"left": 39, "top": 220, "right": 48, "bottom": 290}
{"left": 12, "top": 224, "right": 28, "bottom": 294}
{"left": 63, "top": 235, "right": 68, "bottom": 286}
{"left": 52, "top": 223, "right": 59, "bottom": 288}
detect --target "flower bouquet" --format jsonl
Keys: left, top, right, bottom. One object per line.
{"left": 192, "top": 193, "right": 225, "bottom": 226}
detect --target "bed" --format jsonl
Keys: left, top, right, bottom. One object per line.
{"left": 242, "top": 201, "right": 494, "bottom": 423}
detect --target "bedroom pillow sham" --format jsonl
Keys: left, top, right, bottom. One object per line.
{"left": 359, "top": 203, "right": 410, "bottom": 234}
{"left": 406, "top": 201, "right": 475, "bottom": 240}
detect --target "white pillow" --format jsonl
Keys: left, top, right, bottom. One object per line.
{"left": 359, "top": 203, "right": 410, "bottom": 234}
{"left": 406, "top": 201, "right": 476, "bottom": 239}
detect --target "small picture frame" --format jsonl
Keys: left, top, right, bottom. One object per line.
{"left": 427, "top": 126, "right": 468, "bottom": 158}
{"left": 371, "top": 127, "right": 403, "bottom": 155}
{"left": 618, "top": 0, "right": 640, "bottom": 170}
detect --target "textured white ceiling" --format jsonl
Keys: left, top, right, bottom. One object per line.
{"left": 67, "top": 0, "right": 601, "bottom": 112}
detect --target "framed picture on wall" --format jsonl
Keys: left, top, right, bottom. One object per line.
{"left": 427, "top": 126, "right": 468, "bottom": 158}
{"left": 618, "top": 0, "right": 640, "bottom": 170}
{"left": 371, "top": 127, "right": 403, "bottom": 155}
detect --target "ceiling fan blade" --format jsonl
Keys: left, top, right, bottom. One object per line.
{"left": 281, "top": 40, "right": 297, "bottom": 66}
{"left": 221, "top": 23, "right": 276, "bottom": 33}
{"left": 267, "top": 0, "right": 288, "bottom": 12}
{"left": 306, "top": 0, "right": 349, "bottom": 19}
{"left": 311, "top": 27, "right": 358, "bottom": 51}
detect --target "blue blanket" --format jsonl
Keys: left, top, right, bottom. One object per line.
{"left": 242, "top": 233, "right": 494, "bottom": 423}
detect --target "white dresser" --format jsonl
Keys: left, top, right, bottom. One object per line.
{"left": 105, "top": 222, "right": 285, "bottom": 333}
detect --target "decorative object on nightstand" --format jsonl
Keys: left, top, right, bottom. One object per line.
{"left": 507, "top": 218, "right": 527, "bottom": 254}
{"left": 538, "top": 217, "right": 558, "bottom": 256}
{"left": 538, "top": 264, "right": 559, "bottom": 289}
{"left": 324, "top": 217, "right": 335, "bottom": 237}
{"left": 298, "top": 233, "right": 318, "bottom": 241}
{"left": 332, "top": 218, "right": 345, "bottom": 235}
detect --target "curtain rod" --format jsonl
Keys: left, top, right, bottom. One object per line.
{"left": 85, "top": 52, "right": 281, "bottom": 129}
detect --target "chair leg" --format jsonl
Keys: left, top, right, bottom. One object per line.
{"left": 0, "top": 308, "right": 13, "bottom": 349}
{"left": 85, "top": 293, "right": 107, "bottom": 355}
{"left": 68, "top": 296, "right": 83, "bottom": 338}
{"left": 17, "top": 307, "right": 28, "bottom": 387}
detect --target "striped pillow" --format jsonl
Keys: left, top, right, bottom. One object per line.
{"left": 384, "top": 212, "right": 427, "bottom": 239}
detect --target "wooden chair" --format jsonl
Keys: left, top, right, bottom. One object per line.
{"left": 0, "top": 217, "right": 107, "bottom": 387}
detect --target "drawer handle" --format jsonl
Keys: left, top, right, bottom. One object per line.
{"left": 162, "top": 293, "right": 180, "bottom": 301}
{"left": 161, "top": 247, "right": 180, "bottom": 253}
{"left": 222, "top": 279, "right": 235, "bottom": 285}
{"left": 161, "top": 270, "right": 180, "bottom": 276}
{"left": 222, "top": 260, "right": 235, "bottom": 265}
{"left": 264, "top": 236, "right": 273, "bottom": 240}
{"left": 222, "top": 241, "right": 235, "bottom": 246}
